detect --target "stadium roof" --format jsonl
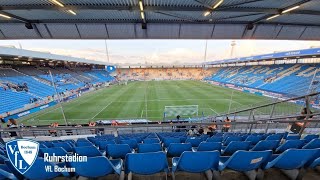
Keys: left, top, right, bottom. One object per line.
{"left": 205, "top": 47, "right": 320, "bottom": 65}
{"left": 0, "top": 46, "right": 110, "bottom": 65}
{"left": 0, "top": 0, "right": 320, "bottom": 40}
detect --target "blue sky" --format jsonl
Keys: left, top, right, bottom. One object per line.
{"left": 0, "top": 39, "right": 320, "bottom": 64}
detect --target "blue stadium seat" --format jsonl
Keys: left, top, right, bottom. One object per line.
{"left": 143, "top": 138, "right": 160, "bottom": 144}
{"left": 223, "top": 136, "right": 242, "bottom": 146}
{"left": 138, "top": 143, "right": 162, "bottom": 153}
{"left": 200, "top": 134, "right": 210, "bottom": 141}
{"left": 219, "top": 150, "right": 272, "bottom": 180}
{"left": 309, "top": 157, "right": 320, "bottom": 169}
{"left": 106, "top": 144, "right": 132, "bottom": 159}
{"left": 265, "top": 134, "right": 283, "bottom": 141}
{"left": 303, "top": 134, "right": 319, "bottom": 143}
{"left": 75, "top": 141, "right": 93, "bottom": 147}
{"left": 302, "top": 139, "right": 320, "bottom": 149}
{"left": 39, "top": 143, "right": 48, "bottom": 149}
{"left": 206, "top": 136, "right": 223, "bottom": 143}
{"left": 275, "top": 140, "right": 305, "bottom": 154}
{"left": 98, "top": 140, "right": 116, "bottom": 151}
{"left": 73, "top": 146, "right": 102, "bottom": 157}
{"left": 245, "top": 135, "right": 262, "bottom": 145}
{"left": 185, "top": 137, "right": 202, "bottom": 147}
{"left": 222, "top": 141, "right": 250, "bottom": 156}
{"left": 194, "top": 142, "right": 222, "bottom": 152}
{"left": 39, "top": 147, "right": 68, "bottom": 157}
{"left": 166, "top": 143, "right": 192, "bottom": 157}
{"left": 250, "top": 140, "right": 280, "bottom": 151}
{"left": 0, "top": 164, "right": 17, "bottom": 180}
{"left": 70, "top": 156, "right": 123, "bottom": 178}
{"left": 0, "top": 155, "right": 8, "bottom": 164}
{"left": 120, "top": 139, "right": 138, "bottom": 149}
{"left": 40, "top": 141, "right": 53, "bottom": 148}
{"left": 163, "top": 138, "right": 181, "bottom": 148}
{"left": 52, "top": 142, "right": 73, "bottom": 152}
{"left": 172, "top": 151, "right": 220, "bottom": 179}
{"left": 286, "top": 135, "right": 301, "bottom": 140}
{"left": 263, "top": 149, "right": 319, "bottom": 179}
{"left": 125, "top": 152, "right": 169, "bottom": 176}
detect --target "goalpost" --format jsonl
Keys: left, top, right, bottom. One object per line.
{"left": 163, "top": 105, "right": 198, "bottom": 121}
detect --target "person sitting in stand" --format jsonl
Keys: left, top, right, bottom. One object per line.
{"left": 222, "top": 117, "right": 231, "bottom": 132}
{"left": 7, "top": 118, "right": 18, "bottom": 138}
{"left": 88, "top": 121, "right": 96, "bottom": 134}
{"left": 49, "top": 122, "right": 59, "bottom": 136}
{"left": 290, "top": 108, "right": 313, "bottom": 134}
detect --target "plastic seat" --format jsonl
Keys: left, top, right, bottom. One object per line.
{"left": 207, "top": 136, "right": 223, "bottom": 143}
{"left": 265, "top": 134, "right": 283, "bottom": 141}
{"left": 0, "top": 164, "right": 18, "bottom": 180}
{"left": 163, "top": 138, "right": 181, "bottom": 148}
{"left": 40, "top": 141, "right": 53, "bottom": 148}
{"left": 120, "top": 139, "right": 138, "bottom": 149}
{"left": 39, "top": 143, "right": 48, "bottom": 149}
{"left": 73, "top": 146, "right": 102, "bottom": 157}
{"left": 303, "top": 134, "right": 319, "bottom": 143}
{"left": 125, "top": 152, "right": 168, "bottom": 176}
{"left": 302, "top": 139, "right": 320, "bottom": 149}
{"left": 223, "top": 136, "right": 242, "bottom": 146}
{"left": 200, "top": 134, "right": 210, "bottom": 141}
{"left": 106, "top": 144, "right": 132, "bottom": 159}
{"left": 76, "top": 141, "right": 93, "bottom": 147}
{"left": 39, "top": 147, "right": 68, "bottom": 157}
{"left": 222, "top": 141, "right": 250, "bottom": 156}
{"left": 138, "top": 143, "right": 162, "bottom": 153}
{"left": 70, "top": 156, "right": 123, "bottom": 178}
{"left": 0, "top": 155, "right": 8, "bottom": 164}
{"left": 98, "top": 140, "right": 116, "bottom": 151}
{"left": 167, "top": 143, "right": 192, "bottom": 157}
{"left": 309, "top": 157, "right": 320, "bottom": 168}
{"left": 185, "top": 137, "right": 202, "bottom": 147}
{"left": 245, "top": 135, "right": 262, "bottom": 145}
{"left": 286, "top": 135, "right": 301, "bottom": 140}
{"left": 219, "top": 150, "right": 272, "bottom": 180}
{"left": 250, "top": 140, "right": 280, "bottom": 151}
{"left": 195, "top": 142, "right": 222, "bottom": 152}
{"left": 263, "top": 149, "right": 319, "bottom": 180}
{"left": 143, "top": 138, "right": 160, "bottom": 144}
{"left": 172, "top": 151, "right": 220, "bottom": 180}
{"left": 52, "top": 142, "right": 73, "bottom": 152}
{"left": 275, "top": 140, "right": 305, "bottom": 154}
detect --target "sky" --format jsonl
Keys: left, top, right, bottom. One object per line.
{"left": 1, "top": 39, "right": 320, "bottom": 65}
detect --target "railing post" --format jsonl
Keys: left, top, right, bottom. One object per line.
{"left": 246, "top": 110, "right": 253, "bottom": 133}
{"left": 249, "top": 110, "right": 255, "bottom": 133}
{"left": 265, "top": 104, "right": 276, "bottom": 133}
{"left": 231, "top": 110, "right": 236, "bottom": 132}
{"left": 299, "top": 96, "right": 311, "bottom": 135}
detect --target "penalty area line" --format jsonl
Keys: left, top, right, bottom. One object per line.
{"left": 91, "top": 101, "right": 113, "bottom": 119}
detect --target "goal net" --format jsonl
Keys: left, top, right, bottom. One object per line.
{"left": 164, "top": 105, "right": 198, "bottom": 119}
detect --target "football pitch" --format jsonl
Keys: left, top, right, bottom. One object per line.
{"left": 19, "top": 80, "right": 301, "bottom": 126}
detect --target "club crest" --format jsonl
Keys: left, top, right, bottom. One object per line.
{"left": 6, "top": 139, "right": 39, "bottom": 174}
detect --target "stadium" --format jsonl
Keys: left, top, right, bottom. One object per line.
{"left": 0, "top": 0, "right": 320, "bottom": 180}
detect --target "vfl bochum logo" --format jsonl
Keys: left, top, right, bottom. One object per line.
{"left": 6, "top": 139, "right": 39, "bottom": 174}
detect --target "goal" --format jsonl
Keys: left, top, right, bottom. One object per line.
{"left": 164, "top": 105, "right": 198, "bottom": 120}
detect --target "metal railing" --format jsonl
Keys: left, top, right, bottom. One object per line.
{"left": 211, "top": 92, "right": 320, "bottom": 135}
{"left": 1, "top": 118, "right": 319, "bottom": 139}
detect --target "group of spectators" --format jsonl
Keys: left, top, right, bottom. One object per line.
{"left": 1, "top": 82, "right": 28, "bottom": 92}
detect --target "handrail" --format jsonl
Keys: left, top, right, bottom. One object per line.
{"left": 1, "top": 118, "right": 320, "bottom": 133}
{"left": 214, "top": 92, "right": 320, "bottom": 118}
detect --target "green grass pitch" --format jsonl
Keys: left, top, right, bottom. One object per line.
{"left": 19, "top": 80, "right": 302, "bottom": 126}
